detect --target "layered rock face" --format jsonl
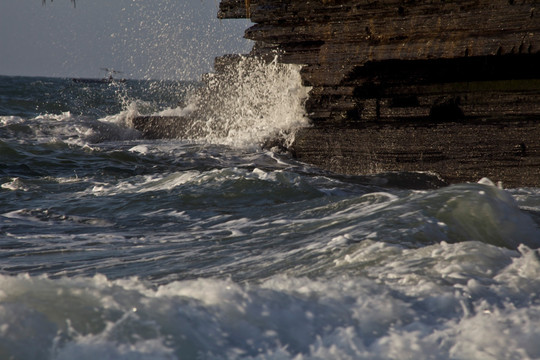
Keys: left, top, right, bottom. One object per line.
{"left": 217, "top": 0, "right": 540, "bottom": 187}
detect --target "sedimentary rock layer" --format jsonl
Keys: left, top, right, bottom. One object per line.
{"left": 293, "top": 119, "right": 540, "bottom": 188}
{"left": 220, "top": 0, "right": 539, "bottom": 123}
{"left": 211, "top": 0, "right": 540, "bottom": 185}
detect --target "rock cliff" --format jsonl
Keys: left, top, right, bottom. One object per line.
{"left": 217, "top": 0, "right": 540, "bottom": 187}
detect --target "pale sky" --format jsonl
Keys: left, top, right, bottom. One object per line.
{"left": 0, "top": 0, "right": 253, "bottom": 80}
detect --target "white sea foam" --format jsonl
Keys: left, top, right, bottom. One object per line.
{"left": 0, "top": 178, "right": 36, "bottom": 192}
{"left": 87, "top": 171, "right": 199, "bottom": 196}
{"left": 100, "top": 100, "right": 148, "bottom": 130}
{"left": 86, "top": 167, "right": 313, "bottom": 198}
{"left": 1, "top": 245, "right": 540, "bottom": 360}
{"left": 2, "top": 111, "right": 141, "bottom": 147}
{"left": 0, "top": 116, "right": 26, "bottom": 125}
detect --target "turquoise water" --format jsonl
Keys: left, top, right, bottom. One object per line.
{"left": 1, "top": 73, "right": 540, "bottom": 359}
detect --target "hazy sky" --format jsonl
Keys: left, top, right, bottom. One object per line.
{"left": 0, "top": 0, "right": 253, "bottom": 80}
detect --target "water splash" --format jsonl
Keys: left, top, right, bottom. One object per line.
{"left": 114, "top": 1, "right": 252, "bottom": 81}
{"left": 156, "top": 56, "right": 311, "bottom": 149}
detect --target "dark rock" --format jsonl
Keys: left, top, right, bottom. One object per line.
{"left": 132, "top": 116, "right": 196, "bottom": 140}
{"left": 292, "top": 119, "right": 540, "bottom": 188}
{"left": 217, "top": 0, "right": 540, "bottom": 186}
{"left": 231, "top": 0, "right": 540, "bottom": 124}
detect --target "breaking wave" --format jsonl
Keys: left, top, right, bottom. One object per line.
{"left": 154, "top": 56, "right": 311, "bottom": 148}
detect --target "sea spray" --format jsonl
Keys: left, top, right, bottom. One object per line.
{"left": 111, "top": 1, "right": 252, "bottom": 80}
{"left": 156, "top": 55, "right": 311, "bottom": 148}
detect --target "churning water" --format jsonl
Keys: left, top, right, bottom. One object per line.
{"left": 1, "top": 59, "right": 540, "bottom": 360}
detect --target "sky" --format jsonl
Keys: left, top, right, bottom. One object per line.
{"left": 0, "top": 0, "right": 253, "bottom": 80}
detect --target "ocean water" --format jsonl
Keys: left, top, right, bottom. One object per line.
{"left": 1, "top": 62, "right": 540, "bottom": 360}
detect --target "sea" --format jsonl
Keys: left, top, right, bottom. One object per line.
{"left": 1, "top": 59, "right": 540, "bottom": 360}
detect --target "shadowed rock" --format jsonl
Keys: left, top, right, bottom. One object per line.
{"left": 131, "top": 116, "right": 196, "bottom": 140}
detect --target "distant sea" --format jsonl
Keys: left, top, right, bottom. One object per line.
{"left": 1, "top": 66, "right": 540, "bottom": 359}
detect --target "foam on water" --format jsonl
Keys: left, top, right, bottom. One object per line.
{"left": 1, "top": 242, "right": 540, "bottom": 360}
{"left": 0, "top": 112, "right": 141, "bottom": 148}
{"left": 2, "top": 177, "right": 540, "bottom": 358}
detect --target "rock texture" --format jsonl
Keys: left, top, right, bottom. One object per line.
{"left": 213, "top": 0, "right": 540, "bottom": 186}
{"left": 293, "top": 119, "right": 540, "bottom": 188}
{"left": 132, "top": 116, "right": 197, "bottom": 139}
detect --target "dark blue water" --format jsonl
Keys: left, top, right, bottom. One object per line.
{"left": 1, "top": 72, "right": 540, "bottom": 360}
